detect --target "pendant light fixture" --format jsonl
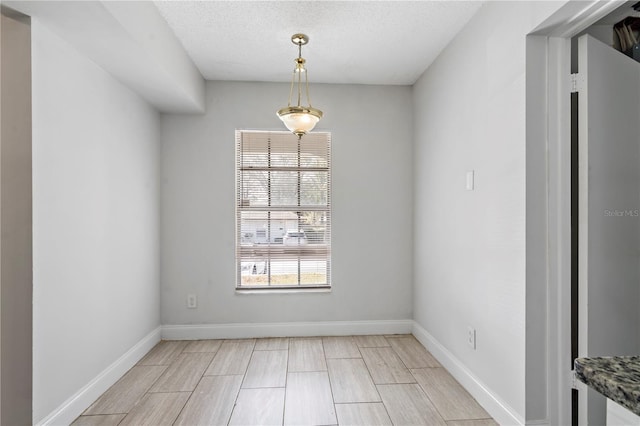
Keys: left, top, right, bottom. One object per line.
{"left": 277, "top": 34, "right": 323, "bottom": 139}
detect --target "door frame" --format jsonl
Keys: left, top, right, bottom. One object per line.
{"left": 526, "top": 1, "right": 627, "bottom": 425}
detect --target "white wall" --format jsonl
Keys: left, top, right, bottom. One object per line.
{"left": 1, "top": 8, "right": 32, "bottom": 425}
{"left": 5, "top": 0, "right": 206, "bottom": 113}
{"left": 32, "top": 21, "right": 161, "bottom": 422}
{"left": 161, "top": 81, "right": 413, "bottom": 326}
{"left": 412, "top": 1, "right": 565, "bottom": 422}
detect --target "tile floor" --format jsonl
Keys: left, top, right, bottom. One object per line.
{"left": 72, "top": 334, "right": 498, "bottom": 426}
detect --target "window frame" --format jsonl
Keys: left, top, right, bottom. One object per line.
{"left": 235, "top": 130, "right": 332, "bottom": 290}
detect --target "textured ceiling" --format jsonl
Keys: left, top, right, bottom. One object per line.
{"left": 154, "top": 1, "right": 484, "bottom": 85}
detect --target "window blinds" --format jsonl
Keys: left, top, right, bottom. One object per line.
{"left": 236, "top": 130, "right": 331, "bottom": 288}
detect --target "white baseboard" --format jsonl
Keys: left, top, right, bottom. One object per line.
{"left": 411, "top": 321, "right": 525, "bottom": 426}
{"left": 162, "top": 319, "right": 413, "bottom": 340}
{"left": 36, "top": 326, "right": 162, "bottom": 426}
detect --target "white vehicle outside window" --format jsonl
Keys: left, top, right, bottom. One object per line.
{"left": 283, "top": 230, "right": 308, "bottom": 246}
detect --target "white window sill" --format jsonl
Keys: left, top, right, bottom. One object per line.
{"left": 235, "top": 288, "right": 332, "bottom": 295}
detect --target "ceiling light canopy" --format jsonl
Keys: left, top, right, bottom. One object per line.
{"left": 277, "top": 34, "right": 323, "bottom": 138}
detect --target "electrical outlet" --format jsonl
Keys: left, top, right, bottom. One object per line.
{"left": 187, "top": 294, "right": 197, "bottom": 309}
{"left": 467, "top": 326, "right": 476, "bottom": 350}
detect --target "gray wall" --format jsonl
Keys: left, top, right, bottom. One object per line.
{"left": 412, "top": 1, "right": 566, "bottom": 420}
{"left": 0, "top": 7, "right": 32, "bottom": 425}
{"left": 31, "top": 21, "right": 161, "bottom": 422}
{"left": 160, "top": 81, "right": 413, "bottom": 325}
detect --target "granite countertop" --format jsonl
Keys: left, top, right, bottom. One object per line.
{"left": 574, "top": 356, "right": 640, "bottom": 416}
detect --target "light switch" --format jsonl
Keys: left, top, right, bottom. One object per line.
{"left": 466, "top": 170, "right": 474, "bottom": 191}
{"left": 187, "top": 294, "right": 197, "bottom": 309}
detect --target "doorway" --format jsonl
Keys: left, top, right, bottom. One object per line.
{"left": 572, "top": 27, "right": 640, "bottom": 425}
{"left": 527, "top": 1, "right": 638, "bottom": 425}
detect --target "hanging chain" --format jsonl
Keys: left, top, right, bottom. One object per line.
{"left": 297, "top": 42, "right": 303, "bottom": 107}
{"left": 286, "top": 37, "right": 313, "bottom": 109}
{"left": 306, "top": 66, "right": 312, "bottom": 107}
{"left": 287, "top": 66, "right": 295, "bottom": 107}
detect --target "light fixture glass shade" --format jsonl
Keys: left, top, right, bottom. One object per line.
{"left": 277, "top": 106, "right": 323, "bottom": 137}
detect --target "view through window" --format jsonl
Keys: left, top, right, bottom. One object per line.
{"left": 236, "top": 130, "right": 331, "bottom": 289}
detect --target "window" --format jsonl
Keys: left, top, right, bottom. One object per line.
{"left": 236, "top": 130, "right": 331, "bottom": 289}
